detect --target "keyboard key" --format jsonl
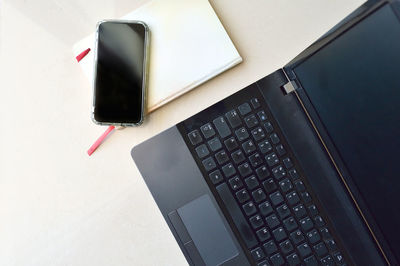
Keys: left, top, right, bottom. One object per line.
{"left": 257, "top": 260, "right": 270, "bottom": 266}
{"left": 325, "top": 239, "right": 337, "bottom": 251}
{"left": 314, "top": 242, "right": 328, "bottom": 257}
{"left": 272, "top": 165, "right": 287, "bottom": 180}
{"left": 293, "top": 204, "right": 307, "bottom": 219}
{"left": 216, "top": 183, "right": 257, "bottom": 249}
{"left": 266, "top": 213, "right": 280, "bottom": 228}
{"left": 301, "top": 191, "right": 312, "bottom": 204}
{"left": 200, "top": 123, "right": 215, "bottom": 139}
{"left": 251, "top": 247, "right": 266, "bottom": 261}
{"left": 215, "top": 150, "right": 229, "bottom": 164}
{"left": 243, "top": 201, "right": 257, "bottom": 216}
{"left": 307, "top": 229, "right": 321, "bottom": 244}
{"left": 250, "top": 214, "right": 264, "bottom": 229}
{"left": 276, "top": 204, "right": 290, "bottom": 219}
{"left": 275, "top": 144, "right": 286, "bottom": 156}
{"left": 263, "top": 178, "right": 278, "bottom": 193}
{"left": 250, "top": 98, "right": 261, "bottom": 109}
{"left": 235, "top": 127, "right": 249, "bottom": 141}
{"left": 259, "top": 201, "right": 273, "bottom": 216}
{"left": 321, "top": 255, "right": 335, "bottom": 266}
{"left": 245, "top": 175, "right": 259, "bottom": 190}
{"left": 202, "top": 157, "right": 216, "bottom": 171}
{"left": 270, "top": 191, "right": 284, "bottom": 206}
{"left": 195, "top": 144, "right": 209, "bottom": 158}
{"left": 224, "top": 137, "right": 238, "bottom": 151}
{"left": 252, "top": 188, "right": 266, "bottom": 203}
{"left": 251, "top": 127, "right": 265, "bottom": 141}
{"left": 265, "top": 152, "right": 279, "bottom": 167}
{"left": 288, "top": 169, "right": 299, "bottom": 180}
{"left": 225, "top": 110, "right": 242, "bottom": 128}
{"left": 294, "top": 180, "right": 305, "bottom": 192}
{"left": 279, "top": 239, "right": 293, "bottom": 254}
{"left": 208, "top": 137, "right": 222, "bottom": 151}
{"left": 256, "top": 227, "right": 271, "bottom": 242}
{"left": 270, "top": 253, "right": 284, "bottom": 266}
{"left": 258, "top": 140, "right": 273, "bottom": 154}
{"left": 297, "top": 243, "right": 312, "bottom": 258}
{"left": 290, "top": 229, "right": 305, "bottom": 245}
{"left": 238, "top": 162, "right": 252, "bottom": 177}
{"left": 209, "top": 170, "right": 223, "bottom": 185}
{"left": 222, "top": 163, "right": 236, "bottom": 177}
{"left": 283, "top": 216, "right": 298, "bottom": 232}
{"left": 332, "top": 251, "right": 345, "bottom": 265}
{"left": 213, "top": 116, "right": 231, "bottom": 138}
{"left": 263, "top": 240, "right": 278, "bottom": 255}
{"left": 256, "top": 165, "right": 270, "bottom": 181}
{"left": 270, "top": 133, "right": 280, "bottom": 144}
{"left": 300, "top": 217, "right": 314, "bottom": 231}
{"left": 187, "top": 130, "right": 202, "bottom": 145}
{"left": 249, "top": 153, "right": 263, "bottom": 167}
{"left": 272, "top": 227, "right": 287, "bottom": 242}
{"left": 308, "top": 205, "right": 318, "bottom": 217}
{"left": 242, "top": 139, "right": 256, "bottom": 154}
{"left": 286, "top": 191, "right": 300, "bottom": 206}
{"left": 229, "top": 176, "right": 243, "bottom": 190}
{"left": 232, "top": 149, "right": 245, "bottom": 164}
{"left": 320, "top": 228, "right": 331, "bottom": 239}
{"left": 304, "top": 255, "right": 318, "bottom": 266}
{"left": 283, "top": 157, "right": 293, "bottom": 169}
{"left": 245, "top": 114, "right": 259, "bottom": 128}
{"left": 236, "top": 189, "right": 250, "bottom": 203}
{"left": 279, "top": 178, "right": 293, "bottom": 193}
{"left": 263, "top": 122, "right": 274, "bottom": 134}
{"left": 238, "top": 102, "right": 252, "bottom": 115}
{"left": 257, "top": 110, "right": 268, "bottom": 121}
{"left": 314, "top": 216, "right": 325, "bottom": 227}
{"left": 286, "top": 253, "right": 301, "bottom": 266}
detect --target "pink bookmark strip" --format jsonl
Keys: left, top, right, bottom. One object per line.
{"left": 87, "top": 125, "right": 115, "bottom": 156}
{"left": 76, "top": 48, "right": 91, "bottom": 62}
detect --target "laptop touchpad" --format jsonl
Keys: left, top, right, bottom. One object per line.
{"left": 177, "top": 194, "right": 239, "bottom": 265}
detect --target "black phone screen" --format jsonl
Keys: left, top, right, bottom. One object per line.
{"left": 93, "top": 21, "right": 147, "bottom": 124}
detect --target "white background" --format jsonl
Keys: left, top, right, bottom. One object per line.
{"left": 0, "top": 0, "right": 364, "bottom": 265}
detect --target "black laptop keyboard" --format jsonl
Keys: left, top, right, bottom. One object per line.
{"left": 185, "top": 98, "right": 347, "bottom": 266}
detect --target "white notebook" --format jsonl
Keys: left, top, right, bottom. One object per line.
{"left": 73, "top": 0, "right": 242, "bottom": 113}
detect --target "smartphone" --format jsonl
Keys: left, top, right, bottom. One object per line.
{"left": 92, "top": 20, "right": 149, "bottom": 126}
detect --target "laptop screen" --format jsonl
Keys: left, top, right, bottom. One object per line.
{"left": 293, "top": 3, "right": 400, "bottom": 260}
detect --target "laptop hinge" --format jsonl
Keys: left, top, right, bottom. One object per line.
{"left": 283, "top": 80, "right": 297, "bottom": 94}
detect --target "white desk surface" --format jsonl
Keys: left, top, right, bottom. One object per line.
{"left": 0, "top": 0, "right": 364, "bottom": 265}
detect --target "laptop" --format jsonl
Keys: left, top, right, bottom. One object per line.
{"left": 131, "top": 0, "right": 400, "bottom": 265}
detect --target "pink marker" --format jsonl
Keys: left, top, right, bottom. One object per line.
{"left": 87, "top": 125, "right": 115, "bottom": 156}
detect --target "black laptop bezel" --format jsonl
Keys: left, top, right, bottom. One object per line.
{"left": 282, "top": 0, "right": 400, "bottom": 264}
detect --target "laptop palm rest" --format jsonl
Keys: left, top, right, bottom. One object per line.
{"left": 169, "top": 194, "right": 238, "bottom": 266}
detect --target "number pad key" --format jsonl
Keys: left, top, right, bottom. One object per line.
{"left": 232, "top": 150, "right": 245, "bottom": 164}
{"left": 249, "top": 153, "right": 263, "bottom": 167}
{"left": 225, "top": 110, "right": 242, "bottom": 128}
{"left": 244, "top": 114, "right": 259, "bottom": 128}
{"left": 215, "top": 149, "right": 229, "bottom": 164}
{"left": 235, "top": 127, "right": 249, "bottom": 141}
{"left": 229, "top": 176, "right": 243, "bottom": 190}
{"left": 243, "top": 201, "right": 257, "bottom": 216}
{"left": 251, "top": 127, "right": 265, "bottom": 141}
{"left": 258, "top": 140, "right": 273, "bottom": 154}
{"left": 188, "top": 130, "right": 203, "bottom": 145}
{"left": 242, "top": 140, "right": 256, "bottom": 154}
{"left": 224, "top": 137, "right": 238, "bottom": 151}
{"left": 200, "top": 123, "right": 215, "bottom": 139}
{"left": 256, "top": 165, "right": 270, "bottom": 181}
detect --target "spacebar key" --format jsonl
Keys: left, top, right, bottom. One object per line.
{"left": 216, "top": 183, "right": 258, "bottom": 249}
